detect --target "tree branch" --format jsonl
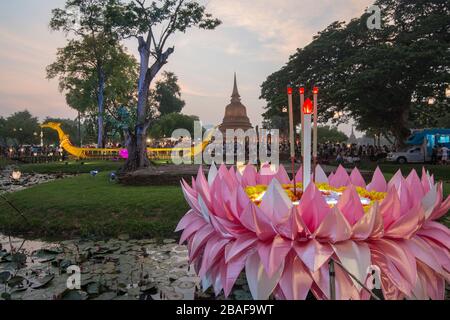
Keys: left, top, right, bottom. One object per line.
{"left": 158, "top": 0, "right": 185, "bottom": 52}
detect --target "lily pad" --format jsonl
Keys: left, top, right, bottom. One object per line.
{"left": 61, "top": 290, "right": 88, "bottom": 300}
{"left": 30, "top": 275, "right": 54, "bottom": 289}
{"left": 0, "top": 271, "right": 12, "bottom": 284}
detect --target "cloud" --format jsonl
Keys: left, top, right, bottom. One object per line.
{"left": 208, "top": 0, "right": 373, "bottom": 60}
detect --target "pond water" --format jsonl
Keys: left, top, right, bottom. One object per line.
{"left": 0, "top": 235, "right": 252, "bottom": 300}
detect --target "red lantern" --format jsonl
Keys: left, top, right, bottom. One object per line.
{"left": 287, "top": 87, "right": 293, "bottom": 95}
{"left": 303, "top": 98, "right": 313, "bottom": 114}
{"left": 313, "top": 87, "right": 319, "bottom": 94}
{"left": 299, "top": 87, "right": 305, "bottom": 94}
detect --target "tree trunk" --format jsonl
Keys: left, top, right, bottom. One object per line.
{"left": 121, "top": 35, "right": 174, "bottom": 172}
{"left": 392, "top": 106, "right": 411, "bottom": 149}
{"left": 97, "top": 68, "right": 105, "bottom": 148}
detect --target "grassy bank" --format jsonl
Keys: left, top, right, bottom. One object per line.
{"left": 15, "top": 160, "right": 124, "bottom": 174}
{"left": 0, "top": 172, "right": 188, "bottom": 240}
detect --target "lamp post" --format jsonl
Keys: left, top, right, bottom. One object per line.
{"left": 312, "top": 87, "right": 319, "bottom": 181}
{"left": 302, "top": 98, "right": 313, "bottom": 189}
{"left": 299, "top": 87, "right": 305, "bottom": 158}
{"left": 287, "top": 87, "right": 296, "bottom": 194}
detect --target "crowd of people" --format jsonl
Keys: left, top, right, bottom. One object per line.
{"left": 2, "top": 138, "right": 447, "bottom": 166}
{"left": 0, "top": 145, "right": 63, "bottom": 158}
{"left": 279, "top": 141, "right": 394, "bottom": 164}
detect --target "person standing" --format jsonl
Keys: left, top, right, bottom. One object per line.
{"left": 441, "top": 145, "right": 448, "bottom": 165}
{"left": 431, "top": 146, "right": 438, "bottom": 165}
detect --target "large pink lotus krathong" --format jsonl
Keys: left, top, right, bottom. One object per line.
{"left": 176, "top": 164, "right": 450, "bottom": 300}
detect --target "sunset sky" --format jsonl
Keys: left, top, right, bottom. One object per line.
{"left": 0, "top": 0, "right": 374, "bottom": 137}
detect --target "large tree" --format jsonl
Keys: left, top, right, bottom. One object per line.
{"left": 112, "top": 0, "right": 221, "bottom": 172}
{"left": 152, "top": 71, "right": 185, "bottom": 116}
{"left": 261, "top": 0, "right": 450, "bottom": 146}
{"left": 148, "top": 113, "right": 198, "bottom": 139}
{"left": 3, "top": 111, "right": 40, "bottom": 145}
{"left": 49, "top": 0, "right": 138, "bottom": 148}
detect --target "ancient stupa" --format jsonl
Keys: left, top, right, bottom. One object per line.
{"left": 219, "top": 73, "right": 253, "bottom": 134}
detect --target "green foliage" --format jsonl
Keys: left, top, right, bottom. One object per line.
{"left": 148, "top": 113, "right": 199, "bottom": 139}
{"left": 152, "top": 71, "right": 185, "bottom": 116}
{"left": 317, "top": 126, "right": 348, "bottom": 144}
{"left": 0, "top": 111, "right": 40, "bottom": 145}
{"left": 46, "top": 37, "right": 138, "bottom": 120}
{"left": 49, "top": 0, "right": 140, "bottom": 147}
{"left": 260, "top": 0, "right": 450, "bottom": 145}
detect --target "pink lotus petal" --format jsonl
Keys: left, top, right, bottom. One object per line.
{"left": 314, "top": 207, "right": 352, "bottom": 243}
{"left": 337, "top": 184, "right": 365, "bottom": 226}
{"left": 196, "top": 166, "right": 212, "bottom": 209}
{"left": 406, "top": 169, "right": 424, "bottom": 206}
{"left": 224, "top": 249, "right": 251, "bottom": 297}
{"left": 274, "top": 207, "right": 299, "bottom": 240}
{"left": 370, "top": 239, "right": 416, "bottom": 296}
{"left": 367, "top": 167, "right": 387, "bottom": 192}
{"left": 388, "top": 169, "right": 404, "bottom": 190}
{"left": 329, "top": 165, "right": 350, "bottom": 188}
{"left": 245, "top": 252, "right": 284, "bottom": 300}
{"left": 240, "top": 202, "right": 276, "bottom": 241}
{"left": 415, "top": 261, "right": 445, "bottom": 300}
{"left": 421, "top": 184, "right": 440, "bottom": 220}
{"left": 181, "top": 179, "right": 201, "bottom": 213}
{"left": 175, "top": 209, "right": 198, "bottom": 232}
{"left": 294, "top": 239, "right": 333, "bottom": 272}
{"left": 274, "top": 165, "right": 291, "bottom": 184}
{"left": 260, "top": 179, "right": 293, "bottom": 222}
{"left": 332, "top": 241, "right": 371, "bottom": 291}
{"left": 416, "top": 221, "right": 450, "bottom": 249}
{"left": 278, "top": 253, "right": 313, "bottom": 300}
{"left": 310, "top": 262, "right": 331, "bottom": 300}
{"left": 208, "top": 163, "right": 218, "bottom": 186}
{"left": 352, "top": 202, "right": 382, "bottom": 240}
{"left": 298, "top": 183, "right": 331, "bottom": 233}
{"left": 384, "top": 203, "right": 424, "bottom": 239}
{"left": 198, "top": 235, "right": 229, "bottom": 278}
{"left": 380, "top": 186, "right": 402, "bottom": 229}
{"left": 190, "top": 224, "right": 215, "bottom": 261}
{"left": 257, "top": 235, "right": 292, "bottom": 277}
{"left": 241, "top": 165, "right": 257, "bottom": 186}
{"left": 428, "top": 183, "right": 450, "bottom": 221}
{"left": 294, "top": 165, "right": 303, "bottom": 183}
{"left": 407, "top": 236, "right": 444, "bottom": 276}
{"left": 421, "top": 167, "right": 433, "bottom": 194}
{"left": 314, "top": 165, "right": 328, "bottom": 183}
{"left": 350, "top": 167, "right": 366, "bottom": 188}
{"left": 334, "top": 262, "right": 361, "bottom": 300}
{"left": 179, "top": 216, "right": 208, "bottom": 244}
{"left": 224, "top": 233, "right": 258, "bottom": 263}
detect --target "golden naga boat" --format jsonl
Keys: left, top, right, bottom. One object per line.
{"left": 40, "top": 122, "right": 215, "bottom": 160}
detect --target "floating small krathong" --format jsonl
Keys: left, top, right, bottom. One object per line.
{"left": 176, "top": 164, "right": 450, "bottom": 300}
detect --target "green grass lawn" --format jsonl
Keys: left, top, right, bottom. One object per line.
{"left": 0, "top": 172, "right": 188, "bottom": 241}
{"left": 0, "top": 158, "right": 14, "bottom": 170}
{"left": 15, "top": 160, "right": 124, "bottom": 174}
